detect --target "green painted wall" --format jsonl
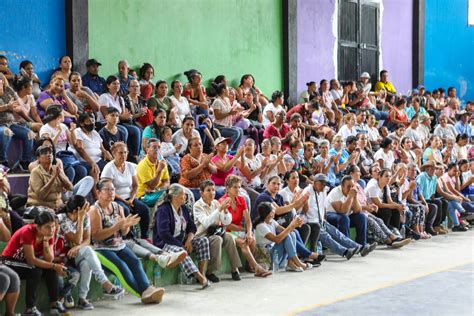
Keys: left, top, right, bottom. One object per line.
{"left": 89, "top": 0, "right": 283, "bottom": 96}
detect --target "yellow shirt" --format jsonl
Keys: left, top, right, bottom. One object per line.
{"left": 374, "top": 81, "right": 397, "bottom": 94}
{"left": 136, "top": 156, "right": 170, "bottom": 198}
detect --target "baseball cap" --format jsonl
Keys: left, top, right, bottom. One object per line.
{"left": 360, "top": 72, "right": 370, "bottom": 79}
{"left": 86, "top": 59, "right": 102, "bottom": 67}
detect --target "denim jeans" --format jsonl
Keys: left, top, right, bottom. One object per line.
{"left": 327, "top": 212, "right": 367, "bottom": 246}
{"left": 119, "top": 123, "right": 140, "bottom": 162}
{"left": 270, "top": 231, "right": 298, "bottom": 267}
{"left": 117, "top": 199, "right": 151, "bottom": 239}
{"left": 319, "top": 221, "right": 360, "bottom": 256}
{"left": 294, "top": 229, "right": 312, "bottom": 258}
{"left": 74, "top": 246, "right": 109, "bottom": 299}
{"left": 98, "top": 246, "right": 149, "bottom": 294}
{"left": 72, "top": 176, "right": 94, "bottom": 197}
{"left": 447, "top": 200, "right": 464, "bottom": 226}
{"left": 0, "top": 124, "right": 34, "bottom": 162}
{"left": 64, "top": 164, "right": 88, "bottom": 184}
{"left": 215, "top": 125, "right": 243, "bottom": 153}
{"left": 369, "top": 108, "right": 389, "bottom": 121}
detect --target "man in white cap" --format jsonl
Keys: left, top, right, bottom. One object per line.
{"left": 357, "top": 72, "right": 372, "bottom": 94}
{"left": 302, "top": 174, "right": 376, "bottom": 260}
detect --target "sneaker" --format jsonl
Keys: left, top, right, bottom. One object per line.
{"left": 141, "top": 286, "right": 165, "bottom": 304}
{"left": 24, "top": 306, "right": 43, "bottom": 316}
{"left": 231, "top": 271, "right": 241, "bottom": 281}
{"left": 64, "top": 295, "right": 74, "bottom": 308}
{"left": 166, "top": 251, "right": 187, "bottom": 269}
{"left": 205, "top": 273, "right": 220, "bottom": 283}
{"left": 345, "top": 248, "right": 357, "bottom": 260}
{"left": 50, "top": 301, "right": 67, "bottom": 314}
{"left": 360, "top": 242, "right": 377, "bottom": 257}
{"left": 78, "top": 298, "right": 94, "bottom": 310}
{"left": 104, "top": 286, "right": 125, "bottom": 299}
{"left": 452, "top": 225, "right": 468, "bottom": 232}
{"left": 390, "top": 238, "right": 411, "bottom": 248}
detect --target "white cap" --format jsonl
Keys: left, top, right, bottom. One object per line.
{"left": 360, "top": 72, "right": 370, "bottom": 79}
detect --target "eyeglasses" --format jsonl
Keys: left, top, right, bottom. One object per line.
{"left": 129, "top": 85, "right": 139, "bottom": 88}
{"left": 101, "top": 187, "right": 115, "bottom": 192}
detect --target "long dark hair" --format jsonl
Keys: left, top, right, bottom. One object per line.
{"left": 57, "top": 195, "right": 86, "bottom": 215}
{"left": 253, "top": 202, "right": 273, "bottom": 228}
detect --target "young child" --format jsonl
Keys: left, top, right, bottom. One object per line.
{"left": 159, "top": 126, "right": 182, "bottom": 177}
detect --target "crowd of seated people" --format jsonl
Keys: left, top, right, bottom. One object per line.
{"left": 0, "top": 53, "right": 473, "bottom": 315}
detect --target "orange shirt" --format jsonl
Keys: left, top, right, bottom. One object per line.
{"left": 179, "top": 154, "right": 212, "bottom": 188}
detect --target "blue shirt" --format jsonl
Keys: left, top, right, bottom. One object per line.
{"left": 454, "top": 121, "right": 472, "bottom": 140}
{"left": 416, "top": 172, "right": 437, "bottom": 201}
{"left": 119, "top": 74, "right": 134, "bottom": 97}
{"left": 82, "top": 73, "right": 106, "bottom": 95}
{"left": 405, "top": 106, "right": 427, "bottom": 121}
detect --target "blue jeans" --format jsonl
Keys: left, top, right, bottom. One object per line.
{"left": 326, "top": 212, "right": 367, "bottom": 246}
{"left": 319, "top": 221, "right": 360, "bottom": 256}
{"left": 294, "top": 229, "right": 312, "bottom": 258}
{"left": 270, "top": 231, "right": 298, "bottom": 267}
{"left": 79, "top": 159, "right": 107, "bottom": 173}
{"left": 0, "top": 124, "right": 33, "bottom": 162}
{"left": 72, "top": 176, "right": 95, "bottom": 197}
{"left": 461, "top": 201, "right": 474, "bottom": 213}
{"left": 447, "top": 200, "right": 464, "bottom": 226}
{"left": 116, "top": 199, "right": 151, "bottom": 239}
{"left": 64, "top": 164, "right": 88, "bottom": 184}
{"left": 119, "top": 123, "right": 140, "bottom": 162}
{"left": 370, "top": 108, "right": 389, "bottom": 121}
{"left": 98, "top": 246, "right": 149, "bottom": 294}
{"left": 215, "top": 125, "right": 243, "bottom": 153}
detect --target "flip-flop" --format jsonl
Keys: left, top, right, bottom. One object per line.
{"left": 254, "top": 270, "right": 272, "bottom": 278}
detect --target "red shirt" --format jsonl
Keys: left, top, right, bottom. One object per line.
{"left": 2, "top": 224, "right": 54, "bottom": 261}
{"left": 263, "top": 123, "right": 291, "bottom": 140}
{"left": 219, "top": 194, "right": 247, "bottom": 229}
{"left": 286, "top": 103, "right": 308, "bottom": 122}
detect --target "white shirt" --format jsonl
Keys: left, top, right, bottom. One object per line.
{"left": 255, "top": 220, "right": 278, "bottom": 247}
{"left": 256, "top": 153, "right": 278, "bottom": 185}
{"left": 171, "top": 129, "right": 201, "bottom": 155}
{"left": 40, "top": 123, "right": 69, "bottom": 152}
{"left": 367, "top": 126, "right": 381, "bottom": 142}
{"left": 365, "top": 179, "right": 384, "bottom": 203}
{"left": 302, "top": 185, "right": 327, "bottom": 223}
{"left": 211, "top": 97, "right": 233, "bottom": 127}
{"left": 404, "top": 127, "right": 423, "bottom": 148}
{"left": 337, "top": 125, "right": 357, "bottom": 141}
{"left": 71, "top": 128, "right": 103, "bottom": 163}
{"left": 193, "top": 198, "right": 232, "bottom": 237}
{"left": 170, "top": 95, "right": 191, "bottom": 126}
{"left": 325, "top": 186, "right": 348, "bottom": 214}
{"left": 98, "top": 93, "right": 124, "bottom": 121}
{"left": 262, "top": 102, "right": 284, "bottom": 125}
{"left": 374, "top": 148, "right": 395, "bottom": 170}
{"left": 101, "top": 161, "right": 137, "bottom": 199}
{"left": 237, "top": 156, "right": 262, "bottom": 188}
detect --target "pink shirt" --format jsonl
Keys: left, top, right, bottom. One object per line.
{"left": 211, "top": 155, "right": 235, "bottom": 186}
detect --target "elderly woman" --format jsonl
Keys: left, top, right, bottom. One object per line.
{"left": 211, "top": 82, "right": 243, "bottom": 154}
{"left": 72, "top": 113, "right": 112, "bottom": 181}
{"left": 193, "top": 180, "right": 243, "bottom": 282}
{"left": 374, "top": 137, "right": 395, "bottom": 170}
{"left": 434, "top": 114, "right": 457, "bottom": 142}
{"left": 90, "top": 179, "right": 165, "bottom": 303}
{"left": 27, "top": 145, "right": 94, "bottom": 210}
{"left": 66, "top": 72, "right": 101, "bottom": 114}
{"left": 314, "top": 139, "right": 338, "bottom": 187}
{"left": 123, "top": 79, "right": 149, "bottom": 129}
{"left": 98, "top": 75, "right": 141, "bottom": 163}
{"left": 172, "top": 116, "right": 201, "bottom": 156}
{"left": 153, "top": 184, "right": 211, "bottom": 288}
{"left": 179, "top": 137, "right": 217, "bottom": 200}
{"left": 219, "top": 175, "right": 271, "bottom": 277}
{"left": 57, "top": 195, "right": 125, "bottom": 309}
{"left": 0, "top": 74, "right": 34, "bottom": 171}
{"left": 101, "top": 142, "right": 151, "bottom": 239}
{"left": 256, "top": 138, "right": 287, "bottom": 185}
{"left": 37, "top": 76, "right": 78, "bottom": 125}
{"left": 348, "top": 165, "right": 410, "bottom": 248}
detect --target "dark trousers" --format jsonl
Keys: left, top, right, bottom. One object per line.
{"left": 427, "top": 198, "right": 445, "bottom": 227}
{"left": 304, "top": 222, "right": 321, "bottom": 252}
{"left": 8, "top": 265, "right": 59, "bottom": 308}
{"left": 116, "top": 199, "right": 151, "bottom": 239}
{"left": 375, "top": 208, "right": 401, "bottom": 230}
{"left": 327, "top": 212, "right": 367, "bottom": 246}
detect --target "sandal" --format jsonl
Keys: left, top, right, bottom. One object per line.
{"left": 254, "top": 269, "right": 272, "bottom": 277}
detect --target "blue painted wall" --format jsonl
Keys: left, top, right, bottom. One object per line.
{"left": 0, "top": 0, "right": 66, "bottom": 85}
{"left": 425, "top": 0, "right": 474, "bottom": 102}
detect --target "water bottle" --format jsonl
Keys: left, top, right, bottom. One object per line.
{"left": 272, "top": 249, "right": 279, "bottom": 273}
{"left": 153, "top": 266, "right": 161, "bottom": 287}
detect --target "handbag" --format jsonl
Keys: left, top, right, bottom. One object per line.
{"left": 207, "top": 225, "right": 226, "bottom": 237}
{"left": 56, "top": 150, "right": 80, "bottom": 168}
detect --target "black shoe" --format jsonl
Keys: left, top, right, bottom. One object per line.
{"left": 452, "top": 225, "right": 468, "bottom": 232}
{"left": 231, "top": 271, "right": 241, "bottom": 281}
{"left": 345, "top": 248, "right": 357, "bottom": 260}
{"left": 425, "top": 227, "right": 438, "bottom": 236}
{"left": 306, "top": 254, "right": 326, "bottom": 266}
{"left": 205, "top": 273, "right": 220, "bottom": 283}
{"left": 406, "top": 228, "right": 421, "bottom": 240}
{"left": 360, "top": 242, "right": 377, "bottom": 257}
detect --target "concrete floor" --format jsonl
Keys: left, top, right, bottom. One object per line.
{"left": 74, "top": 230, "right": 474, "bottom": 316}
